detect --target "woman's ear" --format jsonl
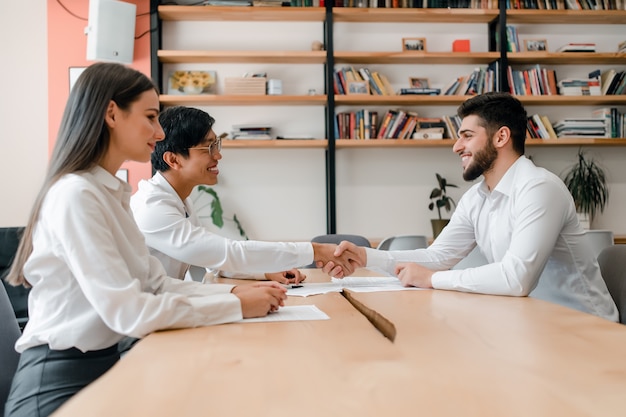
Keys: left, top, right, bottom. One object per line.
{"left": 104, "top": 100, "right": 117, "bottom": 129}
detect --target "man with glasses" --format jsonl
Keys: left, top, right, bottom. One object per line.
{"left": 131, "top": 106, "right": 359, "bottom": 286}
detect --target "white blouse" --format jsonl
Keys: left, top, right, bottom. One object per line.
{"left": 17, "top": 166, "right": 242, "bottom": 353}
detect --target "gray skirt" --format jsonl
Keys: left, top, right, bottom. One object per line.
{"left": 4, "top": 343, "right": 119, "bottom": 417}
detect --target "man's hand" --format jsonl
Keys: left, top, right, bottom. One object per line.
{"left": 394, "top": 262, "right": 434, "bottom": 289}
{"left": 232, "top": 282, "right": 287, "bottom": 318}
{"left": 316, "top": 241, "right": 367, "bottom": 278}
{"left": 264, "top": 269, "right": 306, "bottom": 284}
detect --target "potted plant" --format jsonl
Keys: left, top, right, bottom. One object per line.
{"left": 193, "top": 185, "right": 248, "bottom": 240}
{"left": 562, "top": 149, "right": 609, "bottom": 229}
{"left": 428, "top": 173, "right": 458, "bottom": 238}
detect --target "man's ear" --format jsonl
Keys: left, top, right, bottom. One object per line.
{"left": 162, "top": 151, "right": 182, "bottom": 170}
{"left": 494, "top": 126, "right": 512, "bottom": 149}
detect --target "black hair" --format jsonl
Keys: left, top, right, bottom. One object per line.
{"left": 152, "top": 106, "right": 216, "bottom": 172}
{"left": 457, "top": 92, "right": 528, "bottom": 155}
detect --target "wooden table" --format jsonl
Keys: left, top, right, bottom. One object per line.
{"left": 53, "top": 269, "right": 626, "bottom": 417}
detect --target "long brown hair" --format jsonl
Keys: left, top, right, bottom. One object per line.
{"left": 5, "top": 63, "right": 157, "bottom": 286}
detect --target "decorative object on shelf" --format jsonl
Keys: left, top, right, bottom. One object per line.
{"left": 168, "top": 70, "right": 216, "bottom": 95}
{"left": 523, "top": 39, "right": 548, "bottom": 52}
{"left": 267, "top": 79, "right": 282, "bottom": 95}
{"left": 311, "top": 40, "right": 324, "bottom": 51}
{"left": 193, "top": 185, "right": 248, "bottom": 240}
{"left": 562, "top": 149, "right": 609, "bottom": 230}
{"left": 224, "top": 76, "right": 267, "bottom": 95}
{"left": 428, "top": 173, "right": 458, "bottom": 239}
{"left": 347, "top": 81, "right": 369, "bottom": 95}
{"left": 402, "top": 37, "right": 426, "bottom": 52}
{"left": 452, "top": 39, "right": 470, "bottom": 52}
{"left": 409, "top": 77, "right": 430, "bottom": 88}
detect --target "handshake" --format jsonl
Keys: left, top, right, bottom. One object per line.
{"left": 311, "top": 241, "right": 367, "bottom": 278}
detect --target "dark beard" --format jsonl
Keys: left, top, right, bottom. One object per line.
{"left": 463, "top": 139, "right": 497, "bottom": 181}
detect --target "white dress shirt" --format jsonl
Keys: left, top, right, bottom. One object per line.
{"left": 17, "top": 166, "right": 243, "bottom": 353}
{"left": 367, "top": 156, "right": 618, "bottom": 321}
{"left": 130, "top": 172, "right": 314, "bottom": 280}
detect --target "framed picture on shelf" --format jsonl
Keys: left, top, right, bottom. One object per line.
{"left": 409, "top": 77, "right": 430, "bottom": 88}
{"left": 523, "top": 39, "right": 548, "bottom": 52}
{"left": 167, "top": 70, "right": 217, "bottom": 95}
{"left": 402, "top": 37, "right": 427, "bottom": 52}
{"left": 347, "top": 81, "right": 370, "bottom": 95}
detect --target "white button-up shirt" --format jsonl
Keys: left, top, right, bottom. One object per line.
{"left": 17, "top": 166, "right": 242, "bottom": 353}
{"left": 130, "top": 172, "right": 313, "bottom": 280}
{"left": 367, "top": 157, "right": 618, "bottom": 322}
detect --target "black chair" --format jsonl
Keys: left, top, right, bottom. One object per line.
{"left": 596, "top": 245, "right": 626, "bottom": 325}
{"left": 0, "top": 227, "right": 30, "bottom": 330}
{"left": 306, "top": 234, "right": 371, "bottom": 268}
{"left": 0, "top": 277, "right": 21, "bottom": 416}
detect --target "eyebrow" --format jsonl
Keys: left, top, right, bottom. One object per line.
{"left": 458, "top": 129, "right": 475, "bottom": 136}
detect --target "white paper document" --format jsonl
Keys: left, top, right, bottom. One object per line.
{"left": 286, "top": 276, "right": 424, "bottom": 297}
{"left": 332, "top": 276, "right": 424, "bottom": 293}
{"left": 238, "top": 305, "right": 330, "bottom": 323}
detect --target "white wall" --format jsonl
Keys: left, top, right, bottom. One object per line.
{"left": 0, "top": 0, "right": 48, "bottom": 227}
{"left": 1, "top": 6, "right": 624, "bottom": 243}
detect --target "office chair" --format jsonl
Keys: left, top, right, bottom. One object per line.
{"left": 376, "top": 235, "right": 428, "bottom": 251}
{"left": 0, "top": 227, "right": 29, "bottom": 330}
{"left": 596, "top": 245, "right": 626, "bottom": 325}
{"left": 306, "top": 234, "right": 371, "bottom": 268}
{"left": 585, "top": 230, "right": 614, "bottom": 260}
{"left": 0, "top": 279, "right": 21, "bottom": 416}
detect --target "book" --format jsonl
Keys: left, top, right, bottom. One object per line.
{"left": 398, "top": 88, "right": 441, "bottom": 95}
{"left": 556, "top": 43, "right": 596, "bottom": 52}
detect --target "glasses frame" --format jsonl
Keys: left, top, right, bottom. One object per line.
{"left": 188, "top": 136, "right": 222, "bottom": 155}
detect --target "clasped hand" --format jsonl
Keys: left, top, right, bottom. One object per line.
{"left": 313, "top": 241, "right": 366, "bottom": 278}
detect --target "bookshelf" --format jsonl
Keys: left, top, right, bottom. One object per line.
{"left": 152, "top": 3, "right": 626, "bottom": 239}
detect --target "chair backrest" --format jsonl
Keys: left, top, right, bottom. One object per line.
{"left": 0, "top": 278, "right": 21, "bottom": 416}
{"left": 307, "top": 234, "right": 371, "bottom": 268}
{"left": 585, "top": 230, "right": 614, "bottom": 260}
{"left": 596, "top": 245, "right": 626, "bottom": 325}
{"left": 311, "top": 234, "right": 371, "bottom": 248}
{"left": 376, "top": 235, "right": 428, "bottom": 251}
{"left": 0, "top": 227, "right": 29, "bottom": 329}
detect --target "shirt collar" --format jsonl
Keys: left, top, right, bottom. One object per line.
{"left": 477, "top": 155, "right": 527, "bottom": 198}
{"left": 91, "top": 165, "right": 132, "bottom": 200}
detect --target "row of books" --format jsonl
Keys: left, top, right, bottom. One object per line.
{"left": 335, "top": 109, "right": 460, "bottom": 139}
{"left": 505, "top": 0, "right": 626, "bottom": 9}
{"left": 231, "top": 124, "right": 272, "bottom": 139}
{"left": 507, "top": 65, "right": 558, "bottom": 96}
{"left": 442, "top": 63, "right": 500, "bottom": 96}
{"left": 527, "top": 108, "right": 625, "bottom": 139}
{"left": 333, "top": 67, "right": 394, "bottom": 96}
{"left": 598, "top": 69, "right": 626, "bottom": 95}
{"left": 333, "top": 0, "right": 498, "bottom": 7}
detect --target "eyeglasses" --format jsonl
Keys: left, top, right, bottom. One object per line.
{"left": 188, "top": 136, "right": 222, "bottom": 155}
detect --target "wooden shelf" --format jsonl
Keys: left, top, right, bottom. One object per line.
{"left": 158, "top": 6, "right": 325, "bottom": 22}
{"left": 334, "top": 138, "right": 626, "bottom": 149}
{"left": 158, "top": 50, "right": 326, "bottom": 64}
{"left": 334, "top": 95, "right": 472, "bottom": 106}
{"left": 159, "top": 94, "right": 327, "bottom": 106}
{"left": 333, "top": 8, "right": 499, "bottom": 23}
{"left": 223, "top": 139, "right": 327, "bottom": 149}
{"left": 516, "top": 95, "right": 626, "bottom": 106}
{"left": 507, "top": 52, "right": 626, "bottom": 65}
{"left": 506, "top": 9, "right": 626, "bottom": 25}
{"left": 334, "top": 51, "right": 500, "bottom": 65}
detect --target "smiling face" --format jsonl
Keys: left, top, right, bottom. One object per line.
{"left": 105, "top": 89, "right": 164, "bottom": 171}
{"left": 453, "top": 114, "right": 498, "bottom": 182}
{"left": 178, "top": 130, "right": 222, "bottom": 187}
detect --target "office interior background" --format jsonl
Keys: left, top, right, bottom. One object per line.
{"left": 1, "top": 1, "right": 625, "bottom": 243}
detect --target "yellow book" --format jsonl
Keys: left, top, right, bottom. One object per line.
{"left": 540, "top": 115, "right": 558, "bottom": 139}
